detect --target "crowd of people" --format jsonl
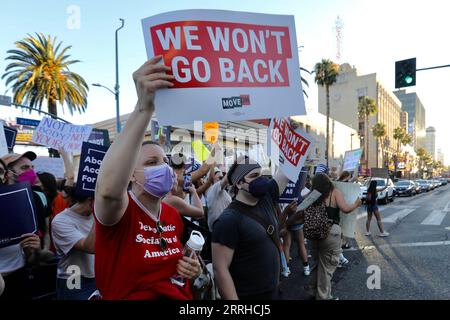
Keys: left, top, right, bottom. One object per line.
{"left": 0, "top": 57, "right": 375, "bottom": 300}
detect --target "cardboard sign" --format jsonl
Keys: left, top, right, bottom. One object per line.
{"left": 87, "top": 129, "right": 110, "bottom": 147}
{"left": 3, "top": 126, "right": 17, "bottom": 152}
{"left": 151, "top": 120, "right": 171, "bottom": 146}
{"left": 32, "top": 117, "right": 92, "bottom": 153}
{"left": 279, "top": 167, "right": 308, "bottom": 204}
{"left": 75, "top": 142, "right": 109, "bottom": 197}
{"left": 0, "top": 122, "right": 8, "bottom": 157}
{"left": 342, "top": 148, "right": 363, "bottom": 172}
{"left": 142, "top": 10, "right": 305, "bottom": 125}
{"left": 334, "top": 181, "right": 361, "bottom": 239}
{"left": 33, "top": 157, "right": 65, "bottom": 179}
{"left": 371, "top": 168, "right": 389, "bottom": 179}
{"left": 204, "top": 122, "right": 219, "bottom": 143}
{"left": 268, "top": 118, "right": 313, "bottom": 182}
{"left": 0, "top": 182, "right": 38, "bottom": 248}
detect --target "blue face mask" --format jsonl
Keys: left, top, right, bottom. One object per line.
{"left": 245, "top": 176, "right": 270, "bottom": 198}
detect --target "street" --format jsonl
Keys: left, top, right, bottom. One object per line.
{"left": 279, "top": 184, "right": 450, "bottom": 300}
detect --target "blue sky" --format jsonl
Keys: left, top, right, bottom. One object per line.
{"left": 1, "top": 0, "right": 449, "bottom": 164}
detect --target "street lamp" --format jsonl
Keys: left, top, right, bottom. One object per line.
{"left": 92, "top": 19, "right": 124, "bottom": 135}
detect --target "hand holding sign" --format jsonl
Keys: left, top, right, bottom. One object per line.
{"left": 133, "top": 56, "right": 174, "bottom": 112}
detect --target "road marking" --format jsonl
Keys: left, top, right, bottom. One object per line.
{"left": 344, "top": 240, "right": 450, "bottom": 252}
{"left": 421, "top": 210, "right": 447, "bottom": 225}
{"left": 382, "top": 208, "right": 416, "bottom": 223}
{"left": 444, "top": 201, "right": 450, "bottom": 213}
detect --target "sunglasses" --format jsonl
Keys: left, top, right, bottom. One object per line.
{"left": 156, "top": 220, "right": 168, "bottom": 250}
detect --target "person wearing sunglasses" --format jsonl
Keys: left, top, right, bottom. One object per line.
{"left": 94, "top": 57, "right": 201, "bottom": 300}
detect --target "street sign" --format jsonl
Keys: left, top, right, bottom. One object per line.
{"left": 0, "top": 95, "right": 12, "bottom": 107}
{"left": 16, "top": 117, "right": 40, "bottom": 127}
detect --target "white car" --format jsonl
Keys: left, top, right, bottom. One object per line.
{"left": 360, "top": 178, "right": 395, "bottom": 204}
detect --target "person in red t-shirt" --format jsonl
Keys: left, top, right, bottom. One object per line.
{"left": 94, "top": 56, "right": 201, "bottom": 300}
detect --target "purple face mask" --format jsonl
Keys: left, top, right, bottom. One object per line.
{"left": 137, "top": 163, "right": 175, "bottom": 198}
{"left": 17, "top": 169, "right": 37, "bottom": 186}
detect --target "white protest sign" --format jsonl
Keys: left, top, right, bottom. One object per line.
{"left": 0, "top": 122, "right": 8, "bottom": 157}
{"left": 33, "top": 157, "right": 65, "bottom": 179}
{"left": 296, "top": 190, "right": 321, "bottom": 212}
{"left": 342, "top": 148, "right": 363, "bottom": 171}
{"left": 249, "top": 144, "right": 269, "bottom": 167}
{"left": 334, "top": 181, "right": 361, "bottom": 239}
{"left": 142, "top": 10, "right": 306, "bottom": 125}
{"left": 268, "top": 118, "right": 313, "bottom": 182}
{"left": 31, "top": 117, "right": 92, "bottom": 153}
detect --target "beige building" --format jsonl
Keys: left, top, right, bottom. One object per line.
{"left": 425, "top": 127, "right": 436, "bottom": 160}
{"left": 318, "top": 63, "right": 402, "bottom": 170}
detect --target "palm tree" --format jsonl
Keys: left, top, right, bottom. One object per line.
{"left": 2, "top": 33, "right": 88, "bottom": 117}
{"left": 393, "top": 127, "right": 406, "bottom": 175}
{"left": 372, "top": 123, "right": 386, "bottom": 168}
{"left": 314, "top": 59, "right": 339, "bottom": 167}
{"left": 300, "top": 67, "right": 311, "bottom": 98}
{"left": 358, "top": 96, "right": 378, "bottom": 171}
{"left": 416, "top": 147, "right": 428, "bottom": 179}
{"left": 2, "top": 33, "right": 88, "bottom": 157}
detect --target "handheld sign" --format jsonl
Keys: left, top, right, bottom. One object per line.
{"left": 3, "top": 126, "right": 17, "bottom": 152}
{"left": 33, "top": 157, "right": 65, "bottom": 179}
{"left": 268, "top": 118, "right": 313, "bottom": 182}
{"left": 279, "top": 167, "right": 308, "bottom": 204}
{"left": 87, "top": 129, "right": 110, "bottom": 147}
{"left": 295, "top": 190, "right": 321, "bottom": 213}
{"left": 371, "top": 168, "right": 389, "bottom": 179}
{"left": 32, "top": 117, "right": 92, "bottom": 153}
{"left": 342, "top": 148, "right": 363, "bottom": 172}
{"left": 142, "top": 10, "right": 305, "bottom": 125}
{"left": 0, "top": 182, "right": 38, "bottom": 248}
{"left": 0, "top": 122, "right": 8, "bottom": 157}
{"left": 334, "top": 181, "right": 361, "bottom": 239}
{"left": 75, "top": 142, "right": 109, "bottom": 197}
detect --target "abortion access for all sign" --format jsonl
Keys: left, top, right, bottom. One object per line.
{"left": 142, "top": 10, "right": 306, "bottom": 125}
{"left": 268, "top": 118, "right": 313, "bottom": 182}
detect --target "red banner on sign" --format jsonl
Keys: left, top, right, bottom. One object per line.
{"left": 149, "top": 21, "right": 292, "bottom": 88}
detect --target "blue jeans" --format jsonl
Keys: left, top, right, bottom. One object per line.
{"left": 56, "top": 277, "right": 96, "bottom": 300}
{"left": 280, "top": 250, "right": 289, "bottom": 273}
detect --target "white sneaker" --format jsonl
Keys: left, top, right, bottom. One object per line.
{"left": 365, "top": 232, "right": 371, "bottom": 236}
{"left": 281, "top": 267, "right": 291, "bottom": 278}
{"left": 379, "top": 232, "right": 390, "bottom": 237}
{"left": 303, "top": 265, "right": 311, "bottom": 276}
{"left": 337, "top": 255, "right": 349, "bottom": 268}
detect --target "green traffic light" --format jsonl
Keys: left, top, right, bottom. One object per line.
{"left": 404, "top": 76, "right": 413, "bottom": 84}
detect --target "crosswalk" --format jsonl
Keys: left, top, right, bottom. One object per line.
{"left": 356, "top": 202, "right": 450, "bottom": 227}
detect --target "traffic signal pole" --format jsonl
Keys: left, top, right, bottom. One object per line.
{"left": 416, "top": 64, "right": 450, "bottom": 71}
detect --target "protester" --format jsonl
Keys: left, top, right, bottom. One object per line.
{"left": 2, "top": 152, "right": 51, "bottom": 251}
{"left": 365, "top": 180, "right": 390, "bottom": 237}
{"left": 336, "top": 170, "right": 352, "bottom": 267}
{"left": 206, "top": 168, "right": 231, "bottom": 232}
{"left": 51, "top": 150, "right": 76, "bottom": 220}
{"left": 0, "top": 159, "right": 7, "bottom": 185}
{"left": 282, "top": 201, "right": 311, "bottom": 277}
{"left": 51, "top": 188, "right": 95, "bottom": 300}
{"left": 93, "top": 57, "right": 201, "bottom": 300}
{"left": 212, "top": 155, "right": 289, "bottom": 300}
{"left": 163, "top": 181, "right": 205, "bottom": 218}
{"left": 304, "top": 173, "right": 361, "bottom": 300}
{"left": 0, "top": 274, "right": 4, "bottom": 297}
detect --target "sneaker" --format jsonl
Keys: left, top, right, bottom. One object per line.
{"left": 365, "top": 232, "right": 371, "bottom": 236}
{"left": 281, "top": 268, "right": 291, "bottom": 278}
{"left": 303, "top": 265, "right": 311, "bottom": 276}
{"left": 328, "top": 296, "right": 340, "bottom": 300}
{"left": 337, "top": 255, "right": 349, "bottom": 268}
{"left": 379, "top": 231, "right": 390, "bottom": 237}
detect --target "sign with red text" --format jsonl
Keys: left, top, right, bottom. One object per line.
{"left": 31, "top": 117, "right": 92, "bottom": 153}
{"left": 268, "top": 118, "right": 313, "bottom": 181}
{"left": 142, "top": 10, "right": 305, "bottom": 125}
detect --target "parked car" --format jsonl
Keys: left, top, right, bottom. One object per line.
{"left": 394, "top": 180, "right": 416, "bottom": 197}
{"left": 413, "top": 181, "right": 421, "bottom": 194}
{"left": 361, "top": 177, "right": 395, "bottom": 204}
{"left": 426, "top": 180, "right": 437, "bottom": 190}
{"left": 432, "top": 180, "right": 442, "bottom": 188}
{"left": 416, "top": 179, "right": 431, "bottom": 192}
{"left": 439, "top": 178, "right": 448, "bottom": 186}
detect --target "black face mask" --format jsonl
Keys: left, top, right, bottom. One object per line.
{"left": 245, "top": 176, "right": 270, "bottom": 198}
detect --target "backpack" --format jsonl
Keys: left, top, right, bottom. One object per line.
{"left": 303, "top": 202, "right": 332, "bottom": 240}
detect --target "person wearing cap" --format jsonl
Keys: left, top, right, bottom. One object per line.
{"left": 212, "top": 155, "right": 289, "bottom": 300}
{"left": 0, "top": 151, "right": 48, "bottom": 299}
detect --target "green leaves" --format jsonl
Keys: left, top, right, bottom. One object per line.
{"left": 2, "top": 32, "right": 88, "bottom": 117}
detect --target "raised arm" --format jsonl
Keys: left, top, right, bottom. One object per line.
{"left": 335, "top": 189, "right": 361, "bottom": 213}
{"left": 95, "top": 57, "right": 174, "bottom": 226}
{"left": 59, "top": 149, "right": 75, "bottom": 187}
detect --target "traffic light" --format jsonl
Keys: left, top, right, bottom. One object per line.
{"left": 395, "top": 58, "right": 416, "bottom": 88}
